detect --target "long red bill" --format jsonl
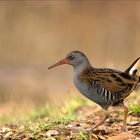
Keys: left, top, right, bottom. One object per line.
{"left": 48, "top": 59, "right": 68, "bottom": 69}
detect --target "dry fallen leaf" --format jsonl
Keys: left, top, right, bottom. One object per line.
{"left": 4, "top": 132, "right": 12, "bottom": 140}
{"left": 97, "top": 134, "right": 106, "bottom": 140}
{"left": 107, "top": 132, "right": 133, "bottom": 140}
{"left": 1, "top": 127, "right": 11, "bottom": 133}
{"left": 46, "top": 129, "right": 59, "bottom": 136}
{"left": 128, "top": 121, "right": 139, "bottom": 126}
{"left": 90, "top": 133, "right": 98, "bottom": 140}
{"left": 63, "top": 129, "right": 71, "bottom": 136}
{"left": 93, "top": 128, "right": 112, "bottom": 135}
{"left": 22, "top": 137, "right": 31, "bottom": 140}
{"left": 135, "top": 138, "right": 140, "bottom": 140}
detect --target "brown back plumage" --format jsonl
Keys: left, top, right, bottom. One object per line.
{"left": 79, "top": 66, "right": 139, "bottom": 104}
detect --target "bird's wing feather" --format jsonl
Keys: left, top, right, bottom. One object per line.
{"left": 79, "top": 67, "right": 137, "bottom": 93}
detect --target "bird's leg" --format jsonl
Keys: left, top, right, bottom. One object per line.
{"left": 121, "top": 104, "right": 129, "bottom": 131}
{"left": 93, "top": 110, "right": 109, "bottom": 129}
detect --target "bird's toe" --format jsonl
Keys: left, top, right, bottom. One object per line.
{"left": 121, "top": 126, "right": 128, "bottom": 131}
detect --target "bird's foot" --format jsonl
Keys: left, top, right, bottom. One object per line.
{"left": 121, "top": 125, "right": 128, "bottom": 131}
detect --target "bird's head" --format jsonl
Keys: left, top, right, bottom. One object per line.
{"left": 48, "top": 51, "right": 90, "bottom": 69}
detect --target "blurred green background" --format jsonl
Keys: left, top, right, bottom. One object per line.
{"left": 0, "top": 1, "right": 140, "bottom": 116}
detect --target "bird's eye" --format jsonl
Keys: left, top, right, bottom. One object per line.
{"left": 69, "top": 55, "right": 75, "bottom": 60}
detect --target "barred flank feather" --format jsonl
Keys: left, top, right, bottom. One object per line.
{"left": 79, "top": 66, "right": 139, "bottom": 106}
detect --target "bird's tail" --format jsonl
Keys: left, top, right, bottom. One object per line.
{"left": 125, "top": 57, "right": 140, "bottom": 82}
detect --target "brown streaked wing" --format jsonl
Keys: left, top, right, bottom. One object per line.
{"left": 79, "top": 67, "right": 137, "bottom": 93}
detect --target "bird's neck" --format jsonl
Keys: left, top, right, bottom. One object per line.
{"left": 73, "top": 60, "right": 91, "bottom": 75}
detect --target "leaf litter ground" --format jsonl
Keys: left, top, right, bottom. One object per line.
{"left": 0, "top": 105, "right": 140, "bottom": 140}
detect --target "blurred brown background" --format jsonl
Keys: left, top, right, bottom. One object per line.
{"left": 0, "top": 1, "right": 140, "bottom": 115}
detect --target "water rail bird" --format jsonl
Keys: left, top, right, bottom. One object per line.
{"left": 48, "top": 51, "right": 140, "bottom": 131}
